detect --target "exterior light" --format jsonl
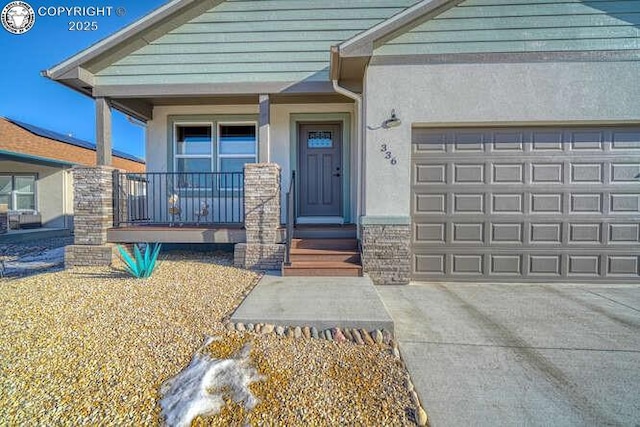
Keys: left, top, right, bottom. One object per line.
{"left": 382, "top": 109, "right": 401, "bottom": 128}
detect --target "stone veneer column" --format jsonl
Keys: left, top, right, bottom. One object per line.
{"left": 361, "top": 222, "right": 411, "bottom": 285}
{"left": 64, "top": 166, "right": 116, "bottom": 267}
{"left": 234, "top": 163, "right": 284, "bottom": 270}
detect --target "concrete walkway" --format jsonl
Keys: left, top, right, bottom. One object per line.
{"left": 230, "top": 273, "right": 393, "bottom": 332}
{"left": 378, "top": 282, "right": 640, "bottom": 427}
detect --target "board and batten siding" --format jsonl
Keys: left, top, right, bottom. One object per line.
{"left": 95, "top": 0, "right": 418, "bottom": 86}
{"left": 375, "top": 0, "right": 640, "bottom": 56}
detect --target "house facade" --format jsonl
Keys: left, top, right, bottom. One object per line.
{"left": 0, "top": 117, "right": 144, "bottom": 230}
{"left": 48, "top": 0, "right": 640, "bottom": 283}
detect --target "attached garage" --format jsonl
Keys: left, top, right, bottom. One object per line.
{"left": 411, "top": 127, "right": 640, "bottom": 282}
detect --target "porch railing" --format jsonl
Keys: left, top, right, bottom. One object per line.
{"left": 284, "top": 171, "right": 296, "bottom": 265}
{"left": 112, "top": 171, "right": 245, "bottom": 227}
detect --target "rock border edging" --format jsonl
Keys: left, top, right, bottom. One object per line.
{"left": 223, "top": 320, "right": 429, "bottom": 426}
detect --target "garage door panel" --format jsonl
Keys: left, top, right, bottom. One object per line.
{"left": 416, "top": 164, "right": 446, "bottom": 183}
{"left": 610, "top": 194, "right": 639, "bottom": 213}
{"left": 531, "top": 163, "right": 564, "bottom": 183}
{"left": 411, "top": 126, "right": 640, "bottom": 283}
{"left": 608, "top": 256, "right": 640, "bottom": 276}
{"left": 611, "top": 163, "right": 640, "bottom": 182}
{"left": 568, "top": 223, "right": 602, "bottom": 244}
{"left": 571, "top": 163, "right": 603, "bottom": 183}
{"left": 608, "top": 223, "right": 640, "bottom": 243}
{"left": 568, "top": 255, "right": 601, "bottom": 276}
{"left": 611, "top": 130, "right": 640, "bottom": 149}
{"left": 492, "top": 164, "right": 524, "bottom": 183}
{"left": 492, "top": 255, "right": 523, "bottom": 275}
{"left": 491, "top": 223, "right": 524, "bottom": 244}
{"left": 569, "top": 130, "right": 606, "bottom": 151}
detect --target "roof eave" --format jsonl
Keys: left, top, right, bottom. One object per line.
{"left": 0, "top": 149, "right": 77, "bottom": 167}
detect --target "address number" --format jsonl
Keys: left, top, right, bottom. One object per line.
{"left": 380, "top": 144, "right": 398, "bottom": 165}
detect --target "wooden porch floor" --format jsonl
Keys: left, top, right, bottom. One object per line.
{"left": 107, "top": 225, "right": 283, "bottom": 244}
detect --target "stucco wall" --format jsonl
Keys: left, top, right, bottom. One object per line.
{"left": 148, "top": 103, "right": 357, "bottom": 223}
{"left": 0, "top": 160, "right": 71, "bottom": 228}
{"left": 363, "top": 60, "right": 640, "bottom": 218}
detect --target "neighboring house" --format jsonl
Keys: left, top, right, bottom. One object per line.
{"left": 46, "top": 0, "right": 640, "bottom": 283}
{"left": 0, "top": 117, "right": 144, "bottom": 229}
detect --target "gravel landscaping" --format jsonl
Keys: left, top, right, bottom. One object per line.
{"left": 0, "top": 251, "right": 417, "bottom": 425}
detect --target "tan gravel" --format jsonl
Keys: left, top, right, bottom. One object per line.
{"left": 0, "top": 251, "right": 415, "bottom": 425}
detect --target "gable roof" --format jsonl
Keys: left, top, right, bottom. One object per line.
{"left": 0, "top": 117, "right": 145, "bottom": 170}
{"left": 336, "top": 0, "right": 459, "bottom": 57}
{"left": 45, "top": 0, "right": 218, "bottom": 81}
{"left": 44, "top": 0, "right": 422, "bottom": 106}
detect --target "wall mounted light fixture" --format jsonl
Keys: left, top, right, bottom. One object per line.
{"left": 382, "top": 109, "right": 401, "bottom": 128}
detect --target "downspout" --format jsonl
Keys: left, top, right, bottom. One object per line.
{"left": 332, "top": 79, "right": 364, "bottom": 236}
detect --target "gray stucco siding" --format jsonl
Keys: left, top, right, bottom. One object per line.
{"left": 363, "top": 60, "right": 640, "bottom": 217}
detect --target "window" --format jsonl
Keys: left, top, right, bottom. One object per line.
{"left": 218, "top": 124, "right": 257, "bottom": 174}
{"left": 174, "top": 124, "right": 213, "bottom": 173}
{"left": 0, "top": 175, "right": 36, "bottom": 211}
{"left": 173, "top": 122, "right": 257, "bottom": 174}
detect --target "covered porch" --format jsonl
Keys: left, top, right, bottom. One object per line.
{"left": 59, "top": 71, "right": 363, "bottom": 276}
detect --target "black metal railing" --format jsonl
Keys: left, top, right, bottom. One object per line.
{"left": 284, "top": 171, "right": 296, "bottom": 265}
{"left": 113, "top": 171, "right": 245, "bottom": 227}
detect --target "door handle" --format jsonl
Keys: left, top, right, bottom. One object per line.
{"left": 332, "top": 173, "right": 341, "bottom": 177}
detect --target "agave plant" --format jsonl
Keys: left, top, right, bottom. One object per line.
{"left": 117, "top": 243, "right": 162, "bottom": 278}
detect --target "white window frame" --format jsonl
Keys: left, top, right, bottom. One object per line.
{"left": 0, "top": 174, "right": 37, "bottom": 212}
{"left": 217, "top": 121, "right": 258, "bottom": 188}
{"left": 173, "top": 121, "right": 214, "bottom": 174}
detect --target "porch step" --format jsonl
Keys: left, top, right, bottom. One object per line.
{"left": 290, "top": 248, "right": 361, "bottom": 263}
{"left": 293, "top": 225, "right": 356, "bottom": 239}
{"left": 291, "top": 238, "right": 358, "bottom": 250}
{"left": 282, "top": 261, "right": 362, "bottom": 277}
{"left": 283, "top": 238, "right": 362, "bottom": 277}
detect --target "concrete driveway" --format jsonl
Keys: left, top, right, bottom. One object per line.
{"left": 378, "top": 283, "right": 640, "bottom": 426}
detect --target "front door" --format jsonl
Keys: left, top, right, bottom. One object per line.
{"left": 298, "top": 123, "right": 342, "bottom": 217}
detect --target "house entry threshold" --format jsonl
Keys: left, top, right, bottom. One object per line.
{"left": 296, "top": 216, "right": 344, "bottom": 225}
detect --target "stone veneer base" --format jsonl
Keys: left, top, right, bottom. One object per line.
{"left": 361, "top": 224, "right": 411, "bottom": 285}
{"left": 234, "top": 243, "right": 285, "bottom": 271}
{"left": 65, "top": 244, "right": 115, "bottom": 267}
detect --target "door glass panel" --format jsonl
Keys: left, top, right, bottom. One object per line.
{"left": 308, "top": 131, "right": 333, "bottom": 148}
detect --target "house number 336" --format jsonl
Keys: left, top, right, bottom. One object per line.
{"left": 380, "top": 144, "right": 398, "bottom": 165}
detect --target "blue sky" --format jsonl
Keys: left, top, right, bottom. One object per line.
{"left": 0, "top": 0, "right": 167, "bottom": 159}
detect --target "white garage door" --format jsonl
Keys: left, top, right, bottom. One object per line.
{"left": 411, "top": 127, "right": 640, "bottom": 282}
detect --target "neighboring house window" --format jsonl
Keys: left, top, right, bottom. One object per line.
{"left": 217, "top": 123, "right": 258, "bottom": 174}
{"left": 174, "top": 123, "right": 213, "bottom": 173}
{"left": 0, "top": 175, "right": 36, "bottom": 210}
